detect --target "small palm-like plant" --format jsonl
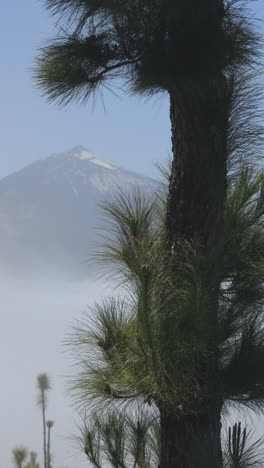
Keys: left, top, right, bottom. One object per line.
{"left": 37, "top": 373, "right": 51, "bottom": 468}
{"left": 25, "top": 452, "right": 39, "bottom": 468}
{"left": 12, "top": 447, "right": 28, "bottom": 468}
{"left": 46, "top": 420, "right": 54, "bottom": 468}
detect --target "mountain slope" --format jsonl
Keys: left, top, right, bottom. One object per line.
{"left": 0, "top": 146, "right": 157, "bottom": 278}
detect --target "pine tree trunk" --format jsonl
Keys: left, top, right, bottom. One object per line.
{"left": 163, "top": 76, "right": 229, "bottom": 466}
{"left": 159, "top": 404, "right": 223, "bottom": 468}
{"left": 166, "top": 81, "right": 228, "bottom": 248}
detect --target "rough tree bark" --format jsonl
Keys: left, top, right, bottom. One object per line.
{"left": 159, "top": 404, "right": 223, "bottom": 468}
{"left": 166, "top": 81, "right": 228, "bottom": 248}
{"left": 162, "top": 74, "right": 229, "bottom": 468}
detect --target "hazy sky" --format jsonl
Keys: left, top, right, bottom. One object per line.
{"left": 1, "top": 0, "right": 171, "bottom": 179}
{"left": 2, "top": 1, "right": 263, "bottom": 180}
{"left": 0, "top": 276, "right": 112, "bottom": 468}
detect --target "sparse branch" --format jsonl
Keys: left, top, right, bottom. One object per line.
{"left": 78, "top": 408, "right": 156, "bottom": 468}
{"left": 224, "top": 422, "right": 264, "bottom": 467}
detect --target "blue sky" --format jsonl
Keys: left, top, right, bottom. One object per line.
{"left": 0, "top": 1, "right": 263, "bottom": 179}
{"left": 0, "top": 1, "right": 170, "bottom": 179}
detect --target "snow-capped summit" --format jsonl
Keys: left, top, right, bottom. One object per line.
{"left": 49, "top": 145, "right": 115, "bottom": 170}
{"left": 0, "top": 146, "right": 157, "bottom": 278}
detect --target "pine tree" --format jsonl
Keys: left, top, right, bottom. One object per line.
{"left": 34, "top": 0, "right": 262, "bottom": 246}
{"left": 34, "top": 1, "right": 263, "bottom": 466}
{"left": 68, "top": 165, "right": 264, "bottom": 467}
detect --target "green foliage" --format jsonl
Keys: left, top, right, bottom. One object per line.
{"left": 12, "top": 447, "right": 28, "bottom": 468}
{"left": 37, "top": 373, "right": 50, "bottom": 391}
{"left": 34, "top": 0, "right": 261, "bottom": 103}
{"left": 77, "top": 410, "right": 264, "bottom": 468}
{"left": 96, "top": 190, "right": 158, "bottom": 282}
{"left": 37, "top": 373, "right": 51, "bottom": 408}
{"left": 77, "top": 407, "right": 157, "bottom": 467}
{"left": 47, "top": 420, "right": 54, "bottom": 429}
{"left": 24, "top": 452, "right": 39, "bottom": 468}
{"left": 69, "top": 165, "right": 264, "bottom": 416}
{"left": 12, "top": 450, "right": 39, "bottom": 468}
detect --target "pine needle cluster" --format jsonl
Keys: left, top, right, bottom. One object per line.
{"left": 75, "top": 407, "right": 159, "bottom": 468}
{"left": 34, "top": 0, "right": 262, "bottom": 103}
{"left": 69, "top": 164, "right": 264, "bottom": 420}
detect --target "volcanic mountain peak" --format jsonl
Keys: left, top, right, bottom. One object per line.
{"left": 49, "top": 145, "right": 115, "bottom": 170}
{"left": 0, "top": 145, "right": 157, "bottom": 278}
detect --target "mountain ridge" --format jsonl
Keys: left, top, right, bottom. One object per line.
{"left": 0, "top": 146, "right": 157, "bottom": 279}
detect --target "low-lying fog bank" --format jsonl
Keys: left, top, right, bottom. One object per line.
{"left": 0, "top": 274, "right": 113, "bottom": 468}
{"left": 1, "top": 273, "right": 263, "bottom": 468}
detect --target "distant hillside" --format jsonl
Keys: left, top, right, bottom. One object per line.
{"left": 0, "top": 146, "right": 157, "bottom": 278}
